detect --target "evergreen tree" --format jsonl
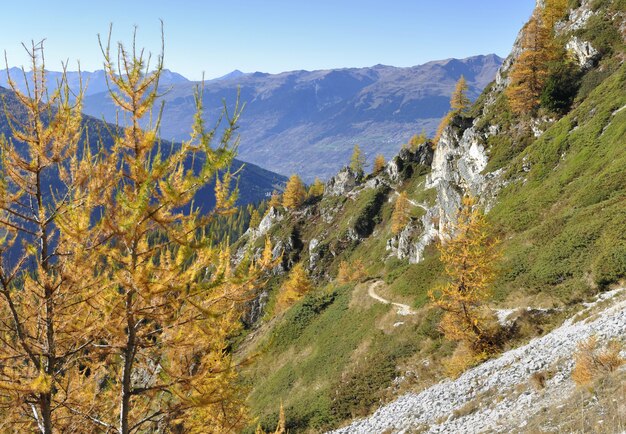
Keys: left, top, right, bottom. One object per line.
{"left": 282, "top": 174, "right": 306, "bottom": 209}
{"left": 391, "top": 191, "right": 411, "bottom": 234}
{"left": 373, "top": 154, "right": 386, "bottom": 174}
{"left": 349, "top": 144, "right": 366, "bottom": 178}
{"left": 450, "top": 75, "right": 470, "bottom": 115}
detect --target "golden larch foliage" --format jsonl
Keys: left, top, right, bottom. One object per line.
{"left": 349, "top": 144, "right": 366, "bottom": 177}
{"left": 505, "top": 14, "right": 552, "bottom": 114}
{"left": 277, "top": 263, "right": 312, "bottom": 311}
{"left": 391, "top": 191, "right": 411, "bottom": 234}
{"left": 429, "top": 196, "right": 500, "bottom": 361}
{"left": 450, "top": 75, "right": 471, "bottom": 115}
{"left": 308, "top": 177, "right": 325, "bottom": 197}
{"left": 434, "top": 111, "right": 454, "bottom": 145}
{"left": 0, "top": 41, "right": 102, "bottom": 433}
{"left": 282, "top": 174, "right": 306, "bottom": 209}
{"left": 336, "top": 259, "right": 368, "bottom": 284}
{"left": 250, "top": 208, "right": 262, "bottom": 229}
{"left": 405, "top": 130, "right": 428, "bottom": 151}
{"left": 268, "top": 190, "right": 282, "bottom": 209}
{"left": 373, "top": 154, "right": 386, "bottom": 174}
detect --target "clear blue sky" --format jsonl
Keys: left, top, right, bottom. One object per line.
{"left": 1, "top": 1, "right": 535, "bottom": 80}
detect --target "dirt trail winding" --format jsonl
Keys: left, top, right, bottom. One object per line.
{"left": 367, "top": 280, "right": 416, "bottom": 316}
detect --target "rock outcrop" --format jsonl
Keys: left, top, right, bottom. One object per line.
{"left": 325, "top": 167, "right": 359, "bottom": 196}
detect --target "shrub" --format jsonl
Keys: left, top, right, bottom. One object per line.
{"left": 572, "top": 336, "right": 624, "bottom": 386}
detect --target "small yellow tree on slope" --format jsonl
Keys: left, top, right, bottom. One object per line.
{"left": 450, "top": 75, "right": 470, "bottom": 115}
{"left": 277, "top": 263, "right": 312, "bottom": 311}
{"left": 429, "top": 196, "right": 500, "bottom": 375}
{"left": 282, "top": 174, "right": 306, "bottom": 209}
{"left": 391, "top": 191, "right": 411, "bottom": 234}
{"left": 373, "top": 154, "right": 386, "bottom": 174}
{"left": 349, "top": 144, "right": 366, "bottom": 177}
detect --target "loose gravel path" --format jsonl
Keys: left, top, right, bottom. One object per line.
{"left": 367, "top": 280, "right": 416, "bottom": 316}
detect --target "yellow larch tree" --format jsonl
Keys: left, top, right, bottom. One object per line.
{"left": 282, "top": 174, "right": 306, "bottom": 209}
{"left": 277, "top": 263, "right": 312, "bottom": 311}
{"left": 67, "top": 28, "right": 269, "bottom": 433}
{"left": 268, "top": 190, "right": 282, "bottom": 209}
{"left": 0, "top": 42, "right": 102, "bottom": 433}
{"left": 349, "top": 144, "right": 366, "bottom": 178}
{"left": 373, "top": 154, "right": 386, "bottom": 174}
{"left": 450, "top": 75, "right": 470, "bottom": 115}
{"left": 429, "top": 196, "right": 500, "bottom": 356}
{"left": 308, "top": 177, "right": 325, "bottom": 197}
{"left": 506, "top": 14, "right": 552, "bottom": 114}
{"left": 391, "top": 191, "right": 411, "bottom": 234}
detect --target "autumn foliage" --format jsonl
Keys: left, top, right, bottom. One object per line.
{"left": 373, "top": 154, "right": 386, "bottom": 174}
{"left": 282, "top": 174, "right": 306, "bottom": 209}
{"left": 429, "top": 196, "right": 500, "bottom": 375}
{"left": 572, "top": 336, "right": 624, "bottom": 386}
{"left": 277, "top": 263, "right": 312, "bottom": 311}
{"left": 0, "top": 32, "right": 275, "bottom": 433}
{"left": 391, "top": 191, "right": 411, "bottom": 234}
{"left": 336, "top": 259, "right": 367, "bottom": 284}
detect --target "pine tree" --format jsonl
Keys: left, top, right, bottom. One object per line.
{"left": 308, "top": 177, "right": 325, "bottom": 197}
{"left": 391, "top": 191, "right": 411, "bottom": 234}
{"left": 0, "top": 42, "right": 101, "bottom": 433}
{"left": 349, "top": 144, "right": 366, "bottom": 178}
{"left": 277, "top": 263, "right": 312, "bottom": 311}
{"left": 428, "top": 196, "right": 499, "bottom": 353}
{"left": 450, "top": 75, "right": 470, "bottom": 115}
{"left": 373, "top": 154, "right": 386, "bottom": 174}
{"left": 282, "top": 174, "right": 306, "bottom": 209}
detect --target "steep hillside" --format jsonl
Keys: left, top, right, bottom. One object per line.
{"left": 81, "top": 55, "right": 502, "bottom": 180}
{"left": 228, "top": 0, "right": 626, "bottom": 432}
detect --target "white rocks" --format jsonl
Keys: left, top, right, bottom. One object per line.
{"left": 566, "top": 36, "right": 600, "bottom": 69}
{"left": 325, "top": 167, "right": 359, "bottom": 196}
{"left": 329, "top": 290, "right": 626, "bottom": 434}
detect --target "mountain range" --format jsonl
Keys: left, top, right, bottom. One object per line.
{"left": 63, "top": 55, "right": 502, "bottom": 181}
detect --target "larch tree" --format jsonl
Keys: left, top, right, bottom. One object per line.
{"left": 308, "top": 177, "right": 325, "bottom": 197}
{"left": 391, "top": 191, "right": 411, "bottom": 235}
{"left": 0, "top": 42, "right": 102, "bottom": 433}
{"left": 282, "top": 174, "right": 306, "bottom": 209}
{"left": 349, "top": 144, "right": 366, "bottom": 178}
{"left": 450, "top": 75, "right": 470, "bottom": 115}
{"left": 405, "top": 130, "right": 428, "bottom": 151}
{"left": 277, "top": 262, "right": 312, "bottom": 311}
{"left": 249, "top": 208, "right": 262, "bottom": 229}
{"left": 70, "top": 28, "right": 267, "bottom": 433}
{"left": 373, "top": 154, "right": 386, "bottom": 174}
{"left": 505, "top": 14, "right": 552, "bottom": 114}
{"left": 268, "top": 190, "right": 282, "bottom": 209}
{"left": 428, "top": 196, "right": 499, "bottom": 356}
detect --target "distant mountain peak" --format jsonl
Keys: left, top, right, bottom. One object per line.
{"left": 213, "top": 69, "right": 247, "bottom": 81}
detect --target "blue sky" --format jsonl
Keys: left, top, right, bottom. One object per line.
{"left": 1, "top": 1, "right": 535, "bottom": 80}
